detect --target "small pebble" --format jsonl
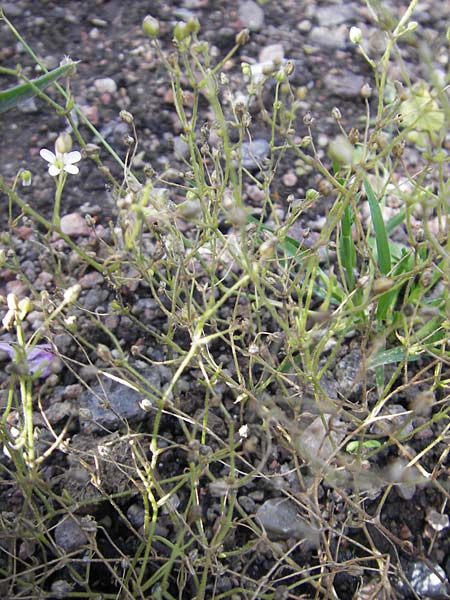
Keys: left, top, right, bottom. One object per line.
{"left": 282, "top": 171, "right": 298, "bottom": 187}
{"left": 94, "top": 77, "right": 117, "bottom": 94}
{"left": 241, "top": 139, "right": 270, "bottom": 170}
{"left": 60, "top": 213, "right": 91, "bottom": 237}
{"left": 54, "top": 517, "right": 88, "bottom": 552}
{"left": 238, "top": 0, "right": 264, "bottom": 31}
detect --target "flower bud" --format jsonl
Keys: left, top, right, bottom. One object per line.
{"left": 331, "top": 107, "right": 342, "bottom": 121}
{"left": 407, "top": 21, "right": 418, "bottom": 31}
{"left": 173, "top": 21, "right": 189, "bottom": 42}
{"left": 284, "top": 60, "right": 295, "bottom": 77}
{"left": 328, "top": 135, "right": 354, "bottom": 166}
{"left": 303, "top": 112, "right": 314, "bottom": 126}
{"left": 18, "top": 297, "right": 32, "bottom": 320}
{"left": 63, "top": 284, "right": 81, "bottom": 304}
{"left": 349, "top": 26, "right": 362, "bottom": 44}
{"left": 55, "top": 132, "right": 73, "bottom": 154}
{"left": 306, "top": 188, "right": 319, "bottom": 201}
{"left": 142, "top": 15, "right": 159, "bottom": 37}
{"left": 20, "top": 170, "right": 32, "bottom": 187}
{"left": 186, "top": 16, "right": 200, "bottom": 35}
{"left": 360, "top": 83, "right": 372, "bottom": 98}
{"left": 241, "top": 62, "right": 251, "bottom": 77}
{"left": 235, "top": 29, "right": 250, "bottom": 46}
{"left": 119, "top": 110, "right": 134, "bottom": 124}
{"left": 81, "top": 143, "right": 100, "bottom": 159}
{"left": 7, "top": 293, "right": 18, "bottom": 311}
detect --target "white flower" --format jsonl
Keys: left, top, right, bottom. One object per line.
{"left": 39, "top": 147, "right": 81, "bottom": 176}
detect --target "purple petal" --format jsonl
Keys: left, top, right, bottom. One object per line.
{"left": 0, "top": 342, "right": 55, "bottom": 378}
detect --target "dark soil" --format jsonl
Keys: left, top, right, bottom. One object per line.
{"left": 1, "top": 1, "right": 449, "bottom": 599}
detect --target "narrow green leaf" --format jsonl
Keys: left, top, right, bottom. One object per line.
{"left": 368, "top": 347, "right": 420, "bottom": 369}
{"left": 0, "top": 62, "right": 77, "bottom": 113}
{"left": 364, "top": 179, "right": 391, "bottom": 275}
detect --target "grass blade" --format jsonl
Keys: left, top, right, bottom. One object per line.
{"left": 364, "top": 178, "right": 391, "bottom": 275}
{"left": 0, "top": 62, "right": 77, "bottom": 113}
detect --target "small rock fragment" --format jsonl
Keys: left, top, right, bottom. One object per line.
{"left": 323, "top": 71, "right": 365, "bottom": 98}
{"left": 94, "top": 77, "right": 117, "bottom": 94}
{"left": 241, "top": 139, "right": 270, "bottom": 170}
{"left": 60, "top": 213, "right": 91, "bottom": 237}
{"left": 426, "top": 509, "right": 449, "bottom": 533}
{"left": 299, "top": 414, "right": 347, "bottom": 462}
{"left": 399, "top": 561, "right": 449, "bottom": 599}
{"left": 238, "top": 0, "right": 264, "bottom": 31}
{"left": 256, "top": 498, "right": 319, "bottom": 545}
{"left": 54, "top": 516, "right": 89, "bottom": 552}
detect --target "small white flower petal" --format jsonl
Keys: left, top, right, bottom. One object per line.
{"left": 40, "top": 148, "right": 56, "bottom": 163}
{"left": 64, "top": 164, "right": 79, "bottom": 175}
{"left": 48, "top": 164, "right": 60, "bottom": 177}
{"left": 64, "top": 150, "right": 81, "bottom": 164}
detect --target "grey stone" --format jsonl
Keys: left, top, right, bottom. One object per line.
{"left": 241, "top": 139, "right": 271, "bottom": 170}
{"left": 309, "top": 26, "right": 347, "bottom": 49}
{"left": 256, "top": 498, "right": 319, "bottom": 544}
{"left": 79, "top": 373, "right": 161, "bottom": 431}
{"left": 315, "top": 5, "right": 355, "bottom": 27}
{"left": 299, "top": 414, "right": 347, "bottom": 462}
{"left": 372, "top": 403, "right": 414, "bottom": 437}
{"left": 54, "top": 516, "right": 88, "bottom": 552}
{"left": 127, "top": 503, "right": 145, "bottom": 528}
{"left": 401, "top": 561, "right": 449, "bottom": 598}
{"left": 323, "top": 71, "right": 365, "bottom": 98}
{"left": 17, "top": 97, "right": 39, "bottom": 114}
{"left": 173, "top": 135, "right": 190, "bottom": 160}
{"left": 238, "top": 0, "right": 264, "bottom": 31}
{"left": 94, "top": 77, "right": 117, "bottom": 94}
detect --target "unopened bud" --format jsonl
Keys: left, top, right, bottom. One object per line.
{"left": 20, "top": 170, "right": 32, "bottom": 187}
{"left": 392, "top": 140, "right": 405, "bottom": 158}
{"left": 348, "top": 127, "right": 360, "bottom": 145}
{"left": 18, "top": 297, "right": 32, "bottom": 320}
{"left": 360, "top": 83, "right": 372, "bottom": 98}
{"left": 306, "top": 188, "right": 319, "bottom": 201}
{"left": 372, "top": 278, "right": 394, "bottom": 295}
{"left": 81, "top": 143, "right": 100, "bottom": 159}
{"left": 235, "top": 29, "right": 250, "bottom": 46}
{"left": 259, "top": 239, "right": 277, "bottom": 260}
{"left": 349, "top": 26, "right": 362, "bottom": 44}
{"left": 407, "top": 21, "right": 418, "bottom": 32}
{"left": 7, "top": 293, "right": 19, "bottom": 311}
{"left": 331, "top": 107, "right": 342, "bottom": 121}
{"left": 55, "top": 132, "right": 73, "bottom": 154}
{"left": 63, "top": 284, "right": 81, "bottom": 304}
{"left": 119, "top": 110, "right": 134, "bottom": 124}
{"left": 241, "top": 62, "right": 251, "bottom": 77}
{"left": 284, "top": 60, "right": 295, "bottom": 77}
{"left": 303, "top": 112, "right": 314, "bottom": 126}
{"left": 186, "top": 16, "right": 200, "bottom": 35}
{"left": 173, "top": 21, "right": 189, "bottom": 42}
{"left": 142, "top": 15, "right": 159, "bottom": 37}
{"left": 328, "top": 135, "right": 354, "bottom": 166}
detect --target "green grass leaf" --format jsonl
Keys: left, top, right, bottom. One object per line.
{"left": 0, "top": 62, "right": 77, "bottom": 113}
{"left": 364, "top": 179, "right": 391, "bottom": 275}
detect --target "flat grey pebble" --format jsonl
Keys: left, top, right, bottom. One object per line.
{"left": 256, "top": 498, "right": 318, "bottom": 544}
{"left": 241, "top": 139, "right": 271, "bottom": 170}
{"left": 323, "top": 71, "right": 365, "bottom": 98}
{"left": 94, "top": 77, "right": 117, "bottom": 94}
{"left": 54, "top": 517, "right": 89, "bottom": 552}
{"left": 315, "top": 5, "right": 355, "bottom": 27}
{"left": 79, "top": 369, "right": 167, "bottom": 431}
{"left": 238, "top": 0, "right": 264, "bottom": 31}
